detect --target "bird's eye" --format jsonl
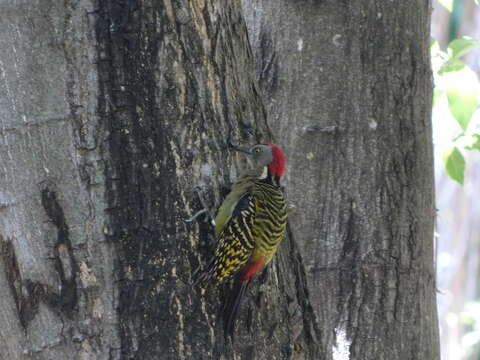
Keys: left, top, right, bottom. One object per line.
{"left": 254, "top": 148, "right": 261, "bottom": 153}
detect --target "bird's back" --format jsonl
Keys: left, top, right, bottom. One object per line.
{"left": 195, "top": 176, "right": 286, "bottom": 286}
{"left": 250, "top": 179, "right": 287, "bottom": 264}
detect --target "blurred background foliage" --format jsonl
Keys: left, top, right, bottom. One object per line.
{"left": 432, "top": 0, "right": 480, "bottom": 359}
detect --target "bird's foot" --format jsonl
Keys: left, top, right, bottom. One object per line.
{"left": 184, "top": 186, "right": 215, "bottom": 227}
{"left": 184, "top": 208, "right": 208, "bottom": 223}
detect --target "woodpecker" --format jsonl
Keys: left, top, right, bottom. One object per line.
{"left": 194, "top": 142, "right": 287, "bottom": 338}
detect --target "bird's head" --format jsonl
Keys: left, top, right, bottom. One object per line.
{"left": 231, "top": 142, "right": 286, "bottom": 179}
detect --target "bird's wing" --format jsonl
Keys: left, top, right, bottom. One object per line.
{"left": 214, "top": 177, "right": 253, "bottom": 236}
{"left": 194, "top": 193, "right": 256, "bottom": 286}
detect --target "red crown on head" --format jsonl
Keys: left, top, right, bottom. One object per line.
{"left": 265, "top": 143, "right": 286, "bottom": 177}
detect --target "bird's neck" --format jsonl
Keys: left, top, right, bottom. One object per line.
{"left": 240, "top": 166, "right": 281, "bottom": 186}
{"left": 262, "top": 167, "right": 281, "bottom": 187}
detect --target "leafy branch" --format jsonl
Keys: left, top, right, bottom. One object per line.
{"left": 432, "top": 37, "right": 480, "bottom": 185}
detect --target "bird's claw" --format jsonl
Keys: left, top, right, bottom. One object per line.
{"left": 184, "top": 208, "right": 208, "bottom": 223}
{"left": 184, "top": 187, "right": 216, "bottom": 226}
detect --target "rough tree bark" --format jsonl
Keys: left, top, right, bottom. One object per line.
{"left": 0, "top": 0, "right": 318, "bottom": 359}
{"left": 242, "top": 1, "right": 440, "bottom": 359}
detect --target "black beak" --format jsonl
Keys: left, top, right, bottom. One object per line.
{"left": 228, "top": 140, "right": 252, "bottom": 155}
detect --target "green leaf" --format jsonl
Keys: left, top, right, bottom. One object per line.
{"left": 438, "top": 0, "right": 453, "bottom": 11}
{"left": 443, "top": 67, "right": 480, "bottom": 131}
{"left": 443, "top": 146, "right": 465, "bottom": 185}
{"left": 448, "top": 37, "right": 480, "bottom": 59}
{"left": 438, "top": 58, "right": 465, "bottom": 75}
{"left": 465, "top": 134, "right": 480, "bottom": 151}
{"left": 447, "top": 88, "right": 478, "bottom": 130}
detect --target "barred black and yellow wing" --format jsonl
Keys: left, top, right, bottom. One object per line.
{"left": 194, "top": 193, "right": 256, "bottom": 286}
{"left": 251, "top": 181, "right": 287, "bottom": 262}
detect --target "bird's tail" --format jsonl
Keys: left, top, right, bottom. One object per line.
{"left": 223, "top": 278, "right": 249, "bottom": 339}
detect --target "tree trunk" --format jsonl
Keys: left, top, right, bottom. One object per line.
{"left": 242, "top": 1, "right": 440, "bottom": 359}
{"left": 0, "top": 0, "right": 318, "bottom": 359}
